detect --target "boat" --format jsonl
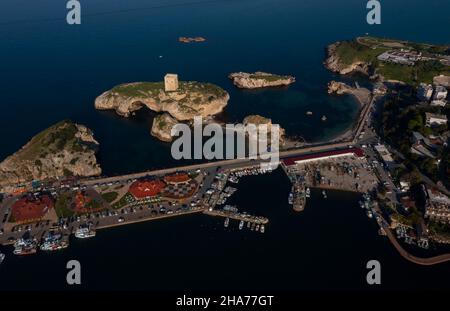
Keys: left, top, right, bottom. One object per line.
{"left": 250, "top": 223, "right": 255, "bottom": 231}
{"left": 224, "top": 217, "right": 230, "bottom": 228}
{"left": 321, "top": 115, "right": 327, "bottom": 122}
{"left": 0, "top": 252, "right": 5, "bottom": 264}
{"left": 239, "top": 220, "right": 244, "bottom": 230}
{"left": 322, "top": 190, "right": 327, "bottom": 199}
{"left": 40, "top": 231, "right": 69, "bottom": 251}
{"left": 305, "top": 188, "right": 311, "bottom": 198}
{"left": 13, "top": 238, "right": 38, "bottom": 256}
{"left": 75, "top": 224, "right": 96, "bottom": 239}
{"left": 247, "top": 222, "right": 251, "bottom": 229}
{"left": 260, "top": 225, "right": 265, "bottom": 233}
{"left": 288, "top": 192, "right": 294, "bottom": 205}
{"left": 256, "top": 224, "right": 260, "bottom": 232}
{"left": 306, "top": 111, "right": 313, "bottom": 116}
{"left": 378, "top": 228, "right": 387, "bottom": 236}
{"left": 366, "top": 210, "right": 373, "bottom": 218}
{"left": 359, "top": 201, "right": 365, "bottom": 209}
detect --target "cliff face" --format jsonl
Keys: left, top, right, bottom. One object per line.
{"left": 324, "top": 43, "right": 370, "bottom": 75}
{"left": 150, "top": 113, "right": 178, "bottom": 142}
{"left": 228, "top": 72, "right": 295, "bottom": 89}
{"left": 95, "top": 81, "right": 229, "bottom": 121}
{"left": 0, "top": 121, "right": 101, "bottom": 190}
{"left": 242, "top": 114, "right": 286, "bottom": 144}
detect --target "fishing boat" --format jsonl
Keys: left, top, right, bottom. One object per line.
{"left": 322, "top": 190, "right": 327, "bottom": 199}
{"left": 0, "top": 252, "right": 5, "bottom": 264}
{"left": 239, "top": 220, "right": 244, "bottom": 230}
{"left": 224, "top": 217, "right": 230, "bottom": 228}
{"left": 260, "top": 225, "right": 265, "bottom": 233}
{"left": 305, "top": 188, "right": 311, "bottom": 198}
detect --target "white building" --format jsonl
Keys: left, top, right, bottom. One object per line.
{"left": 164, "top": 74, "right": 179, "bottom": 92}
{"left": 433, "top": 85, "right": 448, "bottom": 100}
{"left": 425, "top": 112, "right": 448, "bottom": 127}
{"left": 374, "top": 144, "right": 395, "bottom": 167}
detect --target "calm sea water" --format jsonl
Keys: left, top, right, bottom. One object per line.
{"left": 0, "top": 0, "right": 450, "bottom": 290}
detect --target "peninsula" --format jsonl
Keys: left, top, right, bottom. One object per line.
{"left": 0, "top": 120, "right": 101, "bottom": 192}
{"left": 228, "top": 72, "right": 295, "bottom": 89}
{"left": 325, "top": 36, "right": 450, "bottom": 85}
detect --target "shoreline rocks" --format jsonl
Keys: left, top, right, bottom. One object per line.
{"left": 150, "top": 113, "right": 179, "bottom": 142}
{"left": 228, "top": 72, "right": 295, "bottom": 89}
{"left": 0, "top": 120, "right": 101, "bottom": 191}
{"left": 324, "top": 42, "right": 370, "bottom": 75}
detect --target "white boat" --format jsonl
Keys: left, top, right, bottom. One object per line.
{"left": 239, "top": 220, "right": 244, "bottom": 230}
{"left": 0, "top": 252, "right": 5, "bottom": 264}
{"left": 322, "top": 190, "right": 327, "bottom": 199}
{"left": 256, "top": 224, "right": 260, "bottom": 231}
{"left": 260, "top": 225, "right": 265, "bottom": 233}
{"left": 75, "top": 225, "right": 96, "bottom": 239}
{"left": 224, "top": 217, "right": 230, "bottom": 228}
{"left": 366, "top": 210, "right": 373, "bottom": 218}
{"left": 306, "top": 188, "right": 311, "bottom": 198}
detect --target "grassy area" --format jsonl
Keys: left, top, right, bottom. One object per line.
{"left": 378, "top": 60, "right": 450, "bottom": 85}
{"left": 109, "top": 81, "right": 227, "bottom": 100}
{"left": 334, "top": 37, "right": 450, "bottom": 85}
{"left": 112, "top": 192, "right": 135, "bottom": 209}
{"left": 335, "top": 40, "right": 387, "bottom": 65}
{"left": 101, "top": 191, "right": 119, "bottom": 203}
{"left": 55, "top": 193, "right": 75, "bottom": 218}
{"left": 249, "top": 74, "right": 291, "bottom": 82}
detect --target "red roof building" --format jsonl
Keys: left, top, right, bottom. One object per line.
{"left": 283, "top": 148, "right": 365, "bottom": 166}
{"left": 11, "top": 195, "right": 54, "bottom": 223}
{"left": 129, "top": 179, "right": 166, "bottom": 199}
{"left": 164, "top": 172, "right": 190, "bottom": 184}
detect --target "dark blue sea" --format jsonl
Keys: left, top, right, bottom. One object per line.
{"left": 0, "top": 0, "right": 449, "bottom": 290}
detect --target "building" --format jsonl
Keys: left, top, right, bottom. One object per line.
{"left": 425, "top": 112, "right": 448, "bottom": 127}
{"left": 282, "top": 147, "right": 365, "bottom": 166}
{"left": 164, "top": 74, "right": 179, "bottom": 92}
{"left": 433, "top": 85, "right": 448, "bottom": 101}
{"left": 129, "top": 179, "right": 166, "bottom": 199}
{"left": 11, "top": 195, "right": 54, "bottom": 223}
{"left": 417, "top": 83, "right": 433, "bottom": 101}
{"left": 377, "top": 50, "right": 420, "bottom": 66}
{"left": 425, "top": 188, "right": 450, "bottom": 224}
{"left": 374, "top": 144, "right": 395, "bottom": 167}
{"left": 164, "top": 172, "right": 191, "bottom": 184}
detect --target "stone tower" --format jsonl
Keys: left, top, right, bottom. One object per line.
{"left": 164, "top": 74, "right": 179, "bottom": 92}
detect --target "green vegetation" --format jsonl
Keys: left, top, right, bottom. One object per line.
{"left": 11, "top": 120, "right": 88, "bottom": 163}
{"left": 85, "top": 199, "right": 102, "bottom": 210}
{"left": 335, "top": 40, "right": 387, "bottom": 65}
{"left": 378, "top": 61, "right": 450, "bottom": 85}
{"left": 112, "top": 193, "right": 134, "bottom": 209}
{"left": 249, "top": 74, "right": 291, "bottom": 82}
{"left": 109, "top": 81, "right": 227, "bottom": 100}
{"left": 55, "top": 193, "right": 75, "bottom": 218}
{"left": 101, "top": 191, "right": 119, "bottom": 203}
{"left": 334, "top": 37, "right": 450, "bottom": 85}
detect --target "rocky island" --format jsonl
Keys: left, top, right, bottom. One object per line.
{"left": 150, "top": 113, "right": 178, "bottom": 142}
{"left": 95, "top": 80, "right": 229, "bottom": 121}
{"left": 0, "top": 120, "right": 101, "bottom": 191}
{"left": 228, "top": 72, "right": 295, "bottom": 89}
